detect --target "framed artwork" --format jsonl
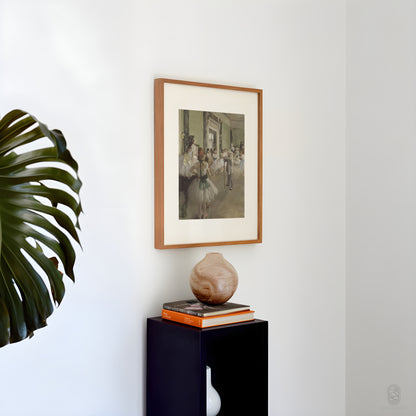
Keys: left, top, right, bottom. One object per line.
{"left": 154, "top": 78, "right": 262, "bottom": 249}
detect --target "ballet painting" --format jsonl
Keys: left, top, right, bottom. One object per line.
{"left": 178, "top": 110, "right": 245, "bottom": 220}
{"left": 154, "top": 78, "right": 262, "bottom": 249}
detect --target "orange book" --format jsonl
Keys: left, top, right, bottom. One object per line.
{"left": 161, "top": 309, "right": 255, "bottom": 328}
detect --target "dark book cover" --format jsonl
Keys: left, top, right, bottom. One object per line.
{"left": 163, "top": 299, "right": 250, "bottom": 317}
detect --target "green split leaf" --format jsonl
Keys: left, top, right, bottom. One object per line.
{"left": 0, "top": 109, "right": 82, "bottom": 348}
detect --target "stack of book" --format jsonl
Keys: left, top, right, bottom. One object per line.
{"left": 162, "top": 299, "right": 254, "bottom": 328}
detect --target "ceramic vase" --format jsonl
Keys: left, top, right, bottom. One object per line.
{"left": 206, "top": 366, "right": 221, "bottom": 416}
{"left": 190, "top": 252, "right": 238, "bottom": 305}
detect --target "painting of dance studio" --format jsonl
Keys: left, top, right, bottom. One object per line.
{"left": 178, "top": 110, "right": 245, "bottom": 220}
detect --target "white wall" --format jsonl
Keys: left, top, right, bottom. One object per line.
{"left": 346, "top": 0, "right": 416, "bottom": 415}
{"left": 0, "top": 1, "right": 346, "bottom": 415}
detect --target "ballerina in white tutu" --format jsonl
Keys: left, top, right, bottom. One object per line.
{"left": 188, "top": 148, "right": 218, "bottom": 219}
{"left": 179, "top": 136, "right": 198, "bottom": 178}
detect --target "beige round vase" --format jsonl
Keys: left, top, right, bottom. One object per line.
{"left": 190, "top": 253, "right": 238, "bottom": 305}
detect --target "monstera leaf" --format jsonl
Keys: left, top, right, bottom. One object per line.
{"left": 0, "top": 109, "right": 82, "bottom": 347}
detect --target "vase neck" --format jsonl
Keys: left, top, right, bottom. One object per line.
{"left": 206, "top": 252, "right": 223, "bottom": 258}
{"left": 206, "top": 366, "right": 212, "bottom": 384}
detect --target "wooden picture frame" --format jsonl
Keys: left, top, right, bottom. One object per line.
{"left": 154, "top": 78, "right": 262, "bottom": 249}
